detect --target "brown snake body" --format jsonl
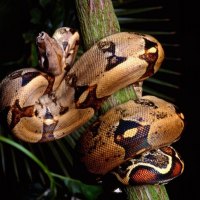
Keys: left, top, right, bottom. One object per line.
{"left": 0, "top": 27, "right": 184, "bottom": 185}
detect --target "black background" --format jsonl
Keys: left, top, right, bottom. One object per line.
{"left": 0, "top": 0, "right": 199, "bottom": 199}
{"left": 166, "top": 0, "right": 200, "bottom": 199}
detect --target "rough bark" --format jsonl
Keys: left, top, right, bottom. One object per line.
{"left": 75, "top": 0, "right": 169, "bottom": 199}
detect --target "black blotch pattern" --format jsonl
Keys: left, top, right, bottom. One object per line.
{"left": 97, "top": 41, "right": 127, "bottom": 71}
{"left": 113, "top": 160, "right": 133, "bottom": 179}
{"left": 10, "top": 99, "right": 34, "bottom": 129}
{"left": 62, "top": 41, "right": 68, "bottom": 51}
{"left": 114, "top": 119, "right": 150, "bottom": 159}
{"left": 143, "top": 151, "right": 168, "bottom": 168}
{"left": 22, "top": 72, "right": 41, "bottom": 86}
{"left": 115, "top": 119, "right": 139, "bottom": 134}
{"left": 89, "top": 121, "right": 101, "bottom": 137}
{"left": 74, "top": 85, "right": 89, "bottom": 102}
{"left": 106, "top": 55, "right": 127, "bottom": 71}
{"left": 144, "top": 38, "right": 157, "bottom": 50}
{"left": 59, "top": 106, "right": 69, "bottom": 115}
{"left": 134, "top": 99, "right": 158, "bottom": 109}
{"left": 40, "top": 121, "right": 58, "bottom": 142}
{"left": 97, "top": 41, "right": 115, "bottom": 54}
{"left": 139, "top": 38, "right": 158, "bottom": 79}
{"left": 44, "top": 108, "right": 53, "bottom": 119}
{"left": 43, "top": 122, "right": 57, "bottom": 134}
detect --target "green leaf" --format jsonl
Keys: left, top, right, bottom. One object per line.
{"left": 158, "top": 68, "right": 181, "bottom": 76}
{"left": 0, "top": 142, "right": 6, "bottom": 174}
{"left": 52, "top": 173, "right": 103, "bottom": 200}
{"left": 146, "top": 77, "right": 180, "bottom": 89}
{"left": 115, "top": 6, "right": 162, "bottom": 16}
{"left": 47, "top": 142, "right": 70, "bottom": 176}
{"left": 118, "top": 17, "right": 169, "bottom": 23}
{"left": 55, "top": 140, "right": 73, "bottom": 166}
{"left": 0, "top": 136, "right": 56, "bottom": 195}
{"left": 30, "top": 42, "right": 39, "bottom": 67}
{"left": 143, "top": 86, "right": 175, "bottom": 102}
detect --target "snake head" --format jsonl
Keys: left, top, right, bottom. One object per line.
{"left": 36, "top": 31, "right": 65, "bottom": 76}
{"left": 53, "top": 27, "right": 80, "bottom": 70}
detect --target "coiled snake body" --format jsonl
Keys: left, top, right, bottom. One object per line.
{"left": 0, "top": 27, "right": 184, "bottom": 185}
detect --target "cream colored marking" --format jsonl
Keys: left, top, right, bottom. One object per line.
{"left": 132, "top": 152, "right": 172, "bottom": 174}
{"left": 77, "top": 90, "right": 90, "bottom": 104}
{"left": 135, "top": 148, "right": 146, "bottom": 155}
{"left": 147, "top": 47, "right": 157, "bottom": 53}
{"left": 44, "top": 118, "right": 56, "bottom": 125}
{"left": 123, "top": 128, "right": 137, "bottom": 138}
{"left": 112, "top": 150, "right": 172, "bottom": 185}
{"left": 179, "top": 113, "right": 184, "bottom": 120}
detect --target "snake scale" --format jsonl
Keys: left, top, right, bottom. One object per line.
{"left": 0, "top": 27, "right": 184, "bottom": 185}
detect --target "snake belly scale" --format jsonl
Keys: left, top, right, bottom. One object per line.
{"left": 0, "top": 27, "right": 184, "bottom": 185}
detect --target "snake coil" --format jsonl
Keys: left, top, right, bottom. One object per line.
{"left": 0, "top": 27, "right": 184, "bottom": 185}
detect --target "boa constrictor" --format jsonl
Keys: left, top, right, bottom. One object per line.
{"left": 0, "top": 27, "right": 184, "bottom": 185}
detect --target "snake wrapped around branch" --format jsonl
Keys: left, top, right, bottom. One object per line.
{"left": 0, "top": 27, "right": 184, "bottom": 185}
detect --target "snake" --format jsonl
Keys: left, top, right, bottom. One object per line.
{"left": 0, "top": 27, "right": 184, "bottom": 185}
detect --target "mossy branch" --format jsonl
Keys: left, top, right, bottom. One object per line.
{"left": 75, "top": 0, "right": 169, "bottom": 199}
{"left": 75, "top": 0, "right": 120, "bottom": 49}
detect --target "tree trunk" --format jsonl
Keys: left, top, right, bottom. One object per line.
{"left": 75, "top": 0, "right": 169, "bottom": 199}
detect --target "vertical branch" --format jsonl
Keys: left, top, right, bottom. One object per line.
{"left": 75, "top": 0, "right": 120, "bottom": 49}
{"left": 75, "top": 0, "right": 170, "bottom": 199}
